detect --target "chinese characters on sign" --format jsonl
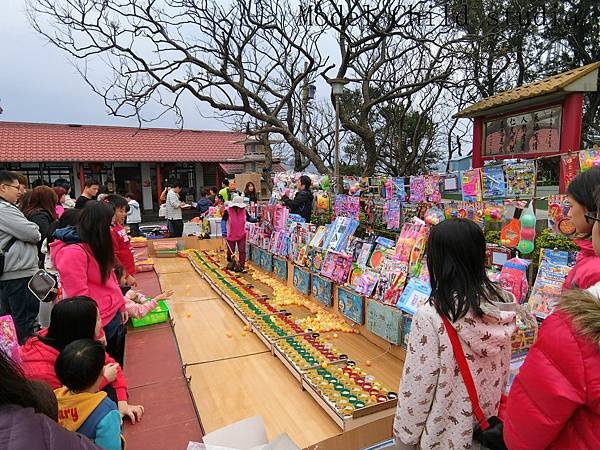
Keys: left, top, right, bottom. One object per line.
{"left": 483, "top": 106, "right": 562, "bottom": 157}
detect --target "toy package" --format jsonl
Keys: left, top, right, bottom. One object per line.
{"left": 367, "top": 237, "right": 396, "bottom": 271}
{"left": 333, "top": 195, "right": 360, "bottom": 220}
{"left": 307, "top": 248, "right": 326, "bottom": 272}
{"left": 504, "top": 160, "right": 536, "bottom": 198}
{"left": 560, "top": 153, "right": 580, "bottom": 188}
{"left": 482, "top": 165, "right": 507, "bottom": 199}
{"left": 498, "top": 257, "right": 531, "bottom": 304}
{"left": 320, "top": 251, "right": 353, "bottom": 284}
{"left": 395, "top": 222, "right": 429, "bottom": 275}
{"left": 356, "top": 242, "right": 374, "bottom": 268}
{"left": 0, "top": 315, "right": 20, "bottom": 364}
{"left": 462, "top": 169, "right": 483, "bottom": 202}
{"left": 424, "top": 175, "right": 442, "bottom": 203}
{"left": 548, "top": 195, "right": 576, "bottom": 236}
{"left": 322, "top": 217, "right": 359, "bottom": 252}
{"left": 528, "top": 249, "right": 575, "bottom": 319}
{"left": 511, "top": 304, "right": 539, "bottom": 358}
{"left": 386, "top": 198, "right": 402, "bottom": 230}
{"left": 579, "top": 149, "right": 600, "bottom": 172}
{"left": 373, "top": 258, "right": 409, "bottom": 305}
{"left": 348, "top": 267, "right": 380, "bottom": 297}
{"left": 409, "top": 176, "right": 426, "bottom": 203}
{"left": 396, "top": 278, "right": 432, "bottom": 315}
{"left": 309, "top": 226, "right": 328, "bottom": 248}
{"left": 423, "top": 205, "right": 445, "bottom": 226}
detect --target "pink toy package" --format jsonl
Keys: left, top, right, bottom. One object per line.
{"left": 498, "top": 257, "right": 531, "bottom": 304}
{"left": 320, "top": 251, "right": 353, "bottom": 284}
{"left": 0, "top": 315, "right": 20, "bottom": 364}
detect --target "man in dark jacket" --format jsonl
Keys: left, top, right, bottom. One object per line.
{"left": 282, "top": 175, "right": 314, "bottom": 223}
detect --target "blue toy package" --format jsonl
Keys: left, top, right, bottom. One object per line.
{"left": 396, "top": 278, "right": 432, "bottom": 315}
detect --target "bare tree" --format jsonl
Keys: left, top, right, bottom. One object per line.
{"left": 28, "top": 0, "right": 333, "bottom": 172}
{"left": 311, "top": 0, "right": 459, "bottom": 176}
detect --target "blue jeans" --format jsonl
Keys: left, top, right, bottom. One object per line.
{"left": 0, "top": 277, "right": 40, "bottom": 344}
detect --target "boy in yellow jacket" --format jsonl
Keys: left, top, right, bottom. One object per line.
{"left": 54, "top": 339, "right": 123, "bottom": 450}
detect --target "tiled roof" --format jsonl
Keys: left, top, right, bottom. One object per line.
{"left": 455, "top": 61, "right": 600, "bottom": 118}
{"left": 0, "top": 121, "right": 247, "bottom": 162}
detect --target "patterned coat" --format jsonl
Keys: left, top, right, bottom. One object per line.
{"left": 394, "top": 298, "right": 516, "bottom": 450}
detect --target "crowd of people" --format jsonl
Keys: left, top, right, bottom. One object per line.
{"left": 0, "top": 170, "right": 175, "bottom": 449}
{"left": 8, "top": 166, "right": 599, "bottom": 449}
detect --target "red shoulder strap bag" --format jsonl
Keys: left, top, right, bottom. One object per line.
{"left": 442, "top": 316, "right": 507, "bottom": 450}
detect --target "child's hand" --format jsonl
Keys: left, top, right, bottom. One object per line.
{"left": 118, "top": 401, "right": 145, "bottom": 424}
{"left": 126, "top": 275, "right": 138, "bottom": 288}
{"left": 103, "top": 363, "right": 119, "bottom": 383}
{"left": 155, "top": 289, "right": 174, "bottom": 301}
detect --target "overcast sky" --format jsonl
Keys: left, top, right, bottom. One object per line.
{"left": 0, "top": 0, "right": 227, "bottom": 130}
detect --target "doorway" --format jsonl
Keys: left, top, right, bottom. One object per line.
{"left": 114, "top": 165, "right": 142, "bottom": 204}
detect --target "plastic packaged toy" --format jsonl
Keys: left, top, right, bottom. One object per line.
{"left": 516, "top": 201, "right": 536, "bottom": 255}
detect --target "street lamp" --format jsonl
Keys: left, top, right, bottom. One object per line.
{"left": 327, "top": 78, "right": 348, "bottom": 193}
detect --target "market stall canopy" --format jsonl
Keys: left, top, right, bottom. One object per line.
{"left": 0, "top": 121, "right": 247, "bottom": 162}
{"left": 454, "top": 61, "right": 600, "bottom": 119}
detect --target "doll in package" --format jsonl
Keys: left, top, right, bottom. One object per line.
{"left": 320, "top": 251, "right": 353, "bottom": 284}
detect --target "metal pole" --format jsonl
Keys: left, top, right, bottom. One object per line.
{"left": 334, "top": 95, "right": 340, "bottom": 194}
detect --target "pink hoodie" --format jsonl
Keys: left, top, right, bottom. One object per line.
{"left": 50, "top": 241, "right": 125, "bottom": 327}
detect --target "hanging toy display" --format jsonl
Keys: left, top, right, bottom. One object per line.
{"left": 516, "top": 201, "right": 536, "bottom": 255}
{"left": 424, "top": 205, "right": 445, "bottom": 225}
{"left": 500, "top": 217, "right": 522, "bottom": 248}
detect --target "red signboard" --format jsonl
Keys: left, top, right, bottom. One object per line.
{"left": 483, "top": 106, "right": 562, "bottom": 158}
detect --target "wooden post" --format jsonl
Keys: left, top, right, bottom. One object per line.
{"left": 156, "top": 163, "right": 162, "bottom": 206}
{"left": 78, "top": 163, "right": 85, "bottom": 192}
{"left": 471, "top": 117, "right": 484, "bottom": 168}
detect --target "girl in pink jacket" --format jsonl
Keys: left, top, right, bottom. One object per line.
{"left": 51, "top": 202, "right": 126, "bottom": 365}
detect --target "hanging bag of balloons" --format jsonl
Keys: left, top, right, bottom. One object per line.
{"left": 516, "top": 201, "right": 536, "bottom": 255}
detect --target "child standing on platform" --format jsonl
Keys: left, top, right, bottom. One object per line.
{"left": 125, "top": 193, "right": 141, "bottom": 238}
{"left": 222, "top": 195, "right": 257, "bottom": 272}
{"left": 55, "top": 339, "right": 122, "bottom": 450}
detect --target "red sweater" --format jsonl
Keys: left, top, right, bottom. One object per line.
{"left": 562, "top": 239, "right": 600, "bottom": 290}
{"left": 111, "top": 223, "right": 136, "bottom": 276}
{"left": 20, "top": 332, "right": 128, "bottom": 402}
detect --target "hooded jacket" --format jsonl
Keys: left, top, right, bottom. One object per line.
{"left": 50, "top": 241, "right": 124, "bottom": 327}
{"left": 20, "top": 331, "right": 128, "bottom": 402}
{"left": 393, "top": 296, "right": 516, "bottom": 450}
{"left": 562, "top": 238, "right": 600, "bottom": 290}
{"left": 504, "top": 286, "right": 600, "bottom": 450}
{"left": 126, "top": 199, "right": 141, "bottom": 224}
{"left": 0, "top": 404, "right": 101, "bottom": 450}
{"left": 55, "top": 388, "right": 122, "bottom": 450}
{"left": 0, "top": 199, "right": 40, "bottom": 281}
{"left": 283, "top": 189, "right": 313, "bottom": 223}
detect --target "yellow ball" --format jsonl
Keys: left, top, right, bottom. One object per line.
{"left": 186, "top": 313, "right": 192, "bottom": 318}
{"left": 366, "top": 360, "right": 372, "bottom": 367}
{"left": 321, "top": 362, "right": 328, "bottom": 369}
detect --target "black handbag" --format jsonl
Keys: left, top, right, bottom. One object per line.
{"left": 442, "top": 316, "right": 507, "bottom": 450}
{"left": 28, "top": 269, "right": 58, "bottom": 303}
{"left": 0, "top": 237, "right": 17, "bottom": 277}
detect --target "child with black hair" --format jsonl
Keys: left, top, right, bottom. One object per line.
{"left": 55, "top": 339, "right": 122, "bottom": 450}
{"left": 394, "top": 219, "right": 516, "bottom": 450}
{"left": 104, "top": 195, "right": 136, "bottom": 289}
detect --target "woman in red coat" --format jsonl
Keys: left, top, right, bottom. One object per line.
{"left": 505, "top": 194, "right": 600, "bottom": 449}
